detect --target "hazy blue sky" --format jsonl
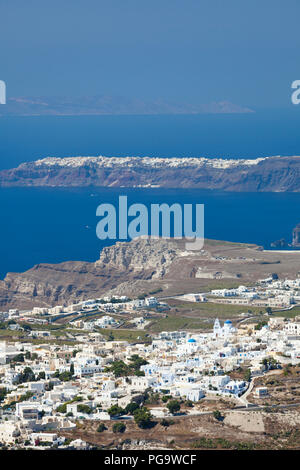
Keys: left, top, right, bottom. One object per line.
{"left": 0, "top": 0, "right": 299, "bottom": 108}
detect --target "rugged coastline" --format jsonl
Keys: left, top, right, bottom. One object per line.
{"left": 1, "top": 237, "right": 300, "bottom": 310}
{"left": 0, "top": 155, "right": 300, "bottom": 191}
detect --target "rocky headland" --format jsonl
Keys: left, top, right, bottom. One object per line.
{"left": 0, "top": 155, "right": 300, "bottom": 191}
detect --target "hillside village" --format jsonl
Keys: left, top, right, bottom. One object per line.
{"left": 0, "top": 273, "right": 300, "bottom": 448}
{"left": 2, "top": 272, "right": 300, "bottom": 331}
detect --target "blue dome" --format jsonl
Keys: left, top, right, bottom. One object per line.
{"left": 188, "top": 338, "right": 196, "bottom": 343}
{"left": 224, "top": 320, "right": 232, "bottom": 324}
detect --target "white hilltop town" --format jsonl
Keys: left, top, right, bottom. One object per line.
{"left": 33, "top": 154, "right": 267, "bottom": 170}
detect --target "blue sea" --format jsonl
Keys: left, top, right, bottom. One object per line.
{"left": 0, "top": 110, "right": 300, "bottom": 278}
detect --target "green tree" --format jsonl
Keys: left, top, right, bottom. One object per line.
{"left": 255, "top": 320, "right": 268, "bottom": 331}
{"left": 213, "top": 410, "right": 222, "bottom": 421}
{"left": 59, "top": 371, "right": 73, "bottom": 382}
{"left": 77, "top": 404, "right": 92, "bottom": 415}
{"left": 0, "top": 388, "right": 8, "bottom": 402}
{"left": 16, "top": 367, "right": 35, "bottom": 384}
{"left": 161, "top": 418, "right": 174, "bottom": 427}
{"left": 12, "top": 353, "right": 24, "bottom": 363}
{"left": 108, "top": 332, "right": 115, "bottom": 341}
{"left": 112, "top": 422, "right": 126, "bottom": 433}
{"left": 125, "top": 402, "right": 140, "bottom": 415}
{"left": 138, "top": 293, "right": 147, "bottom": 300}
{"left": 97, "top": 423, "right": 106, "bottom": 432}
{"left": 167, "top": 400, "right": 181, "bottom": 415}
{"left": 22, "top": 324, "right": 32, "bottom": 332}
{"left": 105, "top": 360, "right": 130, "bottom": 377}
{"left": 56, "top": 403, "right": 67, "bottom": 413}
{"left": 107, "top": 405, "right": 125, "bottom": 417}
{"left": 145, "top": 392, "right": 160, "bottom": 405}
{"left": 129, "top": 354, "right": 148, "bottom": 369}
{"left": 244, "top": 368, "right": 251, "bottom": 382}
{"left": 133, "top": 407, "right": 153, "bottom": 429}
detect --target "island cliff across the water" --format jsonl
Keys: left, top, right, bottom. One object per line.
{"left": 0, "top": 155, "right": 300, "bottom": 191}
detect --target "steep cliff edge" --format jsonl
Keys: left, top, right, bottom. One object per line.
{"left": 1, "top": 237, "right": 300, "bottom": 310}
{"left": 95, "top": 238, "right": 180, "bottom": 277}
{"left": 0, "top": 155, "right": 299, "bottom": 191}
{"left": 0, "top": 239, "right": 182, "bottom": 309}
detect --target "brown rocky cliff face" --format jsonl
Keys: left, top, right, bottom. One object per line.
{"left": 0, "top": 239, "right": 181, "bottom": 309}
{"left": 224, "top": 156, "right": 300, "bottom": 191}
{"left": 0, "top": 156, "right": 300, "bottom": 191}
{"left": 1, "top": 237, "right": 299, "bottom": 310}
{"left": 96, "top": 238, "right": 180, "bottom": 276}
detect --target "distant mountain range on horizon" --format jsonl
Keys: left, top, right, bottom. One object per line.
{"left": 0, "top": 95, "right": 255, "bottom": 116}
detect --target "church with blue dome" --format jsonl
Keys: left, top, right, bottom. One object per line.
{"left": 213, "top": 318, "right": 236, "bottom": 337}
